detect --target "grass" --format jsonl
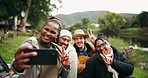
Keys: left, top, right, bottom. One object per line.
{"left": 0, "top": 36, "right": 30, "bottom": 63}
{"left": 133, "top": 67, "right": 148, "bottom": 78}
{"left": 109, "top": 37, "right": 148, "bottom": 78}
{"left": 1, "top": 35, "right": 148, "bottom": 78}
{"left": 109, "top": 37, "right": 132, "bottom": 51}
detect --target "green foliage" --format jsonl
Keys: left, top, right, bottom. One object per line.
{"left": 125, "top": 16, "right": 140, "bottom": 28}
{"left": 0, "top": 0, "right": 27, "bottom": 21}
{"left": 109, "top": 37, "right": 131, "bottom": 51}
{"left": 28, "top": 0, "right": 53, "bottom": 28}
{"left": 110, "top": 37, "right": 148, "bottom": 77}
{"left": 138, "top": 11, "right": 148, "bottom": 27}
{"left": 81, "top": 18, "right": 91, "bottom": 25}
{"left": 97, "top": 12, "right": 127, "bottom": 36}
{"left": 67, "top": 17, "right": 93, "bottom": 32}
{"left": 66, "top": 22, "right": 82, "bottom": 32}
{"left": 133, "top": 67, "right": 148, "bottom": 78}
{"left": 0, "top": 0, "right": 60, "bottom": 29}
{"left": 119, "top": 27, "right": 148, "bottom": 47}
{"left": 120, "top": 28, "right": 139, "bottom": 39}
{"left": 0, "top": 36, "right": 30, "bottom": 63}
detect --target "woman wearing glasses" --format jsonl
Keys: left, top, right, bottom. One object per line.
{"left": 83, "top": 33, "right": 134, "bottom": 78}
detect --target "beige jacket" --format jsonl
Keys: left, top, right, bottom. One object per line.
{"left": 11, "top": 37, "right": 69, "bottom": 78}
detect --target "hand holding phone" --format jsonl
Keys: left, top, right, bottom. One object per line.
{"left": 24, "top": 48, "right": 58, "bottom": 65}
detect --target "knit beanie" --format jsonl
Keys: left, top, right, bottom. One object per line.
{"left": 60, "top": 29, "right": 72, "bottom": 40}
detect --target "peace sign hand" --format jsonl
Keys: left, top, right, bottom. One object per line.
{"left": 87, "top": 30, "right": 96, "bottom": 43}
{"left": 100, "top": 53, "right": 113, "bottom": 65}
{"left": 58, "top": 46, "right": 70, "bottom": 70}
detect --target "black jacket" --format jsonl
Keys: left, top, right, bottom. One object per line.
{"left": 83, "top": 47, "right": 134, "bottom": 78}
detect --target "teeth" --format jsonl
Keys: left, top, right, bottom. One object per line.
{"left": 44, "top": 35, "right": 49, "bottom": 40}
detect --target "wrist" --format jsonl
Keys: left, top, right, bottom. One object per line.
{"left": 64, "top": 65, "right": 70, "bottom": 70}
{"left": 13, "top": 61, "right": 24, "bottom": 72}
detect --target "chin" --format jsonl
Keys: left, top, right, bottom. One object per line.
{"left": 42, "top": 38, "right": 51, "bottom": 43}
{"left": 78, "top": 45, "right": 83, "bottom": 48}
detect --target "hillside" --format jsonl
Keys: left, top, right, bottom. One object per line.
{"left": 55, "top": 11, "right": 137, "bottom": 26}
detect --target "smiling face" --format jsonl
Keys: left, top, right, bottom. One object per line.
{"left": 95, "top": 39, "right": 111, "bottom": 55}
{"left": 58, "top": 36, "right": 71, "bottom": 49}
{"left": 40, "top": 24, "right": 59, "bottom": 43}
{"left": 74, "top": 36, "right": 86, "bottom": 49}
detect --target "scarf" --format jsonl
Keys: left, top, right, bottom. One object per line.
{"left": 105, "top": 48, "right": 118, "bottom": 78}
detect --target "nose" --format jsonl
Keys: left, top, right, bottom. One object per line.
{"left": 77, "top": 38, "right": 81, "bottom": 42}
{"left": 46, "top": 31, "right": 51, "bottom": 36}
{"left": 100, "top": 45, "right": 104, "bottom": 50}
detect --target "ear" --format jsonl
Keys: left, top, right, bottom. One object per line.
{"left": 84, "top": 38, "right": 87, "bottom": 42}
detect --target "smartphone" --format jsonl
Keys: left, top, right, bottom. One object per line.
{"left": 24, "top": 48, "right": 58, "bottom": 65}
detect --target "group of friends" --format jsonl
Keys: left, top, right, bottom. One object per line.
{"left": 0, "top": 16, "right": 134, "bottom": 78}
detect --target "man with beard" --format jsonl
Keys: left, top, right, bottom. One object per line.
{"left": 72, "top": 29, "right": 95, "bottom": 78}
{"left": 58, "top": 29, "right": 78, "bottom": 78}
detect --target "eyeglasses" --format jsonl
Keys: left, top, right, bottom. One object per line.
{"left": 96, "top": 42, "right": 106, "bottom": 50}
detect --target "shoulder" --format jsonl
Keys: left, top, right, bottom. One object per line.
{"left": 87, "top": 53, "right": 100, "bottom": 63}
{"left": 66, "top": 44, "right": 77, "bottom": 55}
{"left": 85, "top": 42, "right": 95, "bottom": 50}
{"left": 67, "top": 44, "right": 76, "bottom": 50}
{"left": 22, "top": 36, "right": 39, "bottom": 48}
{"left": 111, "top": 46, "right": 122, "bottom": 55}
{"left": 111, "top": 46, "right": 127, "bottom": 60}
{"left": 22, "top": 36, "right": 38, "bottom": 45}
{"left": 73, "top": 43, "right": 77, "bottom": 48}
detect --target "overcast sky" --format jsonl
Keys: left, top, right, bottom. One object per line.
{"left": 51, "top": 0, "right": 148, "bottom": 15}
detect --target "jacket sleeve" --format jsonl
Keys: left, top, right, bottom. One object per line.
{"left": 58, "top": 65, "right": 70, "bottom": 78}
{"left": 68, "top": 49, "right": 78, "bottom": 78}
{"left": 111, "top": 53, "right": 134, "bottom": 76}
{"left": 83, "top": 59, "right": 95, "bottom": 78}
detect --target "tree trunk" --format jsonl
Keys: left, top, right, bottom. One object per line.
{"left": 22, "top": 0, "right": 32, "bottom": 32}
{"left": 12, "top": 16, "right": 18, "bottom": 31}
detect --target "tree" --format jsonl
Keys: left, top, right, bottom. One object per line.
{"left": 71, "top": 22, "right": 83, "bottom": 31}
{"left": 0, "top": 0, "right": 27, "bottom": 33}
{"left": 27, "top": 0, "right": 59, "bottom": 29}
{"left": 81, "top": 18, "right": 92, "bottom": 30}
{"left": 138, "top": 11, "right": 148, "bottom": 27}
{"left": 129, "top": 16, "right": 140, "bottom": 28}
{"left": 0, "top": 0, "right": 26, "bottom": 21}
{"left": 97, "top": 12, "right": 126, "bottom": 36}
{"left": 0, "top": 0, "right": 61, "bottom": 31}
